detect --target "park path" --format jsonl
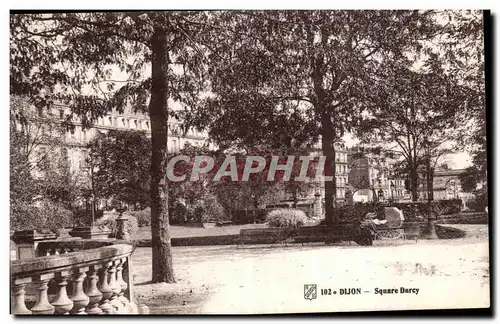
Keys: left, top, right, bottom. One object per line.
{"left": 132, "top": 225, "right": 490, "bottom": 314}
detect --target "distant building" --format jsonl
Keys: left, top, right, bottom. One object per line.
{"left": 347, "top": 146, "right": 407, "bottom": 203}
{"left": 20, "top": 101, "right": 210, "bottom": 175}
{"left": 419, "top": 167, "right": 474, "bottom": 202}
{"left": 279, "top": 142, "right": 350, "bottom": 205}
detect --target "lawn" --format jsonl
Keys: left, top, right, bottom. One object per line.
{"left": 133, "top": 223, "right": 268, "bottom": 240}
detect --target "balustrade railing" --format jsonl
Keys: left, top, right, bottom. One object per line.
{"left": 11, "top": 243, "right": 137, "bottom": 315}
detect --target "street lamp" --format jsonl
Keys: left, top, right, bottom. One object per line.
{"left": 84, "top": 155, "right": 97, "bottom": 227}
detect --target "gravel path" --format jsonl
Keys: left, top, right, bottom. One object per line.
{"left": 132, "top": 224, "right": 490, "bottom": 314}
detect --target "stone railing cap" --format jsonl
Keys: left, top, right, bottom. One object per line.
{"left": 11, "top": 243, "right": 134, "bottom": 277}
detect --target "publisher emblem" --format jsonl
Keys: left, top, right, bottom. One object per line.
{"left": 304, "top": 284, "right": 317, "bottom": 300}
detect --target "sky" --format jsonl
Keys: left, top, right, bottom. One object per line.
{"left": 341, "top": 133, "right": 472, "bottom": 170}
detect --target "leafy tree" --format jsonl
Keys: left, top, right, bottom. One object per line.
{"left": 11, "top": 12, "right": 217, "bottom": 283}
{"left": 446, "top": 11, "right": 488, "bottom": 195}
{"left": 359, "top": 53, "right": 476, "bottom": 202}
{"left": 88, "top": 129, "right": 151, "bottom": 209}
{"left": 10, "top": 97, "right": 79, "bottom": 229}
{"left": 196, "top": 10, "right": 443, "bottom": 226}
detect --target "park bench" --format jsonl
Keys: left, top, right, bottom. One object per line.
{"left": 236, "top": 228, "right": 294, "bottom": 246}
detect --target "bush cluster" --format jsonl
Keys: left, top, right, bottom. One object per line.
{"left": 189, "top": 194, "right": 227, "bottom": 223}
{"left": 266, "top": 208, "right": 307, "bottom": 228}
{"left": 10, "top": 200, "right": 73, "bottom": 231}
{"left": 331, "top": 199, "right": 463, "bottom": 224}
{"left": 94, "top": 212, "right": 139, "bottom": 237}
{"left": 131, "top": 208, "right": 151, "bottom": 227}
{"left": 465, "top": 191, "right": 488, "bottom": 212}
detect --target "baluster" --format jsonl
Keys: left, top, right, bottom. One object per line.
{"left": 51, "top": 271, "right": 73, "bottom": 314}
{"left": 85, "top": 265, "right": 103, "bottom": 314}
{"left": 97, "top": 262, "right": 114, "bottom": 314}
{"left": 122, "top": 255, "right": 138, "bottom": 314}
{"left": 115, "top": 258, "right": 129, "bottom": 312}
{"left": 108, "top": 260, "right": 123, "bottom": 312}
{"left": 54, "top": 248, "right": 60, "bottom": 255}
{"left": 70, "top": 267, "right": 89, "bottom": 314}
{"left": 31, "top": 274, "right": 55, "bottom": 315}
{"left": 11, "top": 278, "right": 31, "bottom": 314}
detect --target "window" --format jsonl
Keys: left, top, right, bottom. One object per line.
{"left": 108, "top": 117, "right": 112, "bottom": 126}
{"left": 134, "top": 120, "right": 138, "bottom": 129}
{"left": 146, "top": 121, "right": 149, "bottom": 130}
{"left": 59, "top": 109, "right": 64, "bottom": 119}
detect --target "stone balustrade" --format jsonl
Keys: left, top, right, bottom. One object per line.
{"left": 37, "top": 240, "right": 116, "bottom": 257}
{"left": 11, "top": 243, "right": 137, "bottom": 315}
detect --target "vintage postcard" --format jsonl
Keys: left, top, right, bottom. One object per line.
{"left": 9, "top": 9, "right": 490, "bottom": 315}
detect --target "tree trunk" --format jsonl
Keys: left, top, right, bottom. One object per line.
{"left": 149, "top": 27, "right": 175, "bottom": 283}
{"left": 292, "top": 186, "right": 298, "bottom": 208}
{"left": 410, "top": 166, "right": 419, "bottom": 202}
{"left": 321, "top": 114, "right": 337, "bottom": 227}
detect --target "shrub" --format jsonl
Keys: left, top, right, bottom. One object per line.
{"left": 94, "top": 212, "right": 139, "bottom": 237}
{"left": 188, "top": 194, "right": 227, "bottom": 223}
{"left": 466, "top": 191, "right": 488, "bottom": 212}
{"left": 266, "top": 208, "right": 307, "bottom": 228}
{"left": 10, "top": 200, "right": 73, "bottom": 232}
{"left": 72, "top": 208, "right": 93, "bottom": 227}
{"left": 131, "top": 208, "right": 151, "bottom": 227}
{"left": 171, "top": 202, "right": 188, "bottom": 224}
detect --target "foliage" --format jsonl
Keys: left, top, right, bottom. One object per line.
{"left": 465, "top": 191, "right": 488, "bottom": 212}
{"left": 10, "top": 97, "right": 81, "bottom": 209}
{"left": 197, "top": 10, "right": 455, "bottom": 225}
{"left": 94, "top": 213, "right": 139, "bottom": 237}
{"left": 10, "top": 10, "right": 485, "bottom": 283}
{"left": 231, "top": 209, "right": 269, "bottom": 225}
{"left": 266, "top": 208, "right": 307, "bottom": 228}
{"left": 459, "top": 156, "right": 487, "bottom": 193}
{"left": 331, "top": 199, "right": 462, "bottom": 225}
{"left": 335, "top": 203, "right": 376, "bottom": 223}
{"left": 11, "top": 11, "right": 220, "bottom": 283}
{"left": 10, "top": 200, "right": 73, "bottom": 231}
{"left": 188, "top": 194, "right": 226, "bottom": 223}
{"left": 131, "top": 208, "right": 152, "bottom": 227}
{"left": 89, "top": 130, "right": 151, "bottom": 208}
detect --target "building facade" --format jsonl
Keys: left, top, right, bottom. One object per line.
{"left": 418, "top": 168, "right": 474, "bottom": 202}
{"left": 12, "top": 100, "right": 210, "bottom": 183}
{"left": 347, "top": 147, "right": 408, "bottom": 203}
{"left": 280, "top": 142, "right": 350, "bottom": 204}
{"left": 49, "top": 104, "right": 209, "bottom": 175}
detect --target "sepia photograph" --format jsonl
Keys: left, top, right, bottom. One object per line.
{"left": 8, "top": 8, "right": 490, "bottom": 316}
